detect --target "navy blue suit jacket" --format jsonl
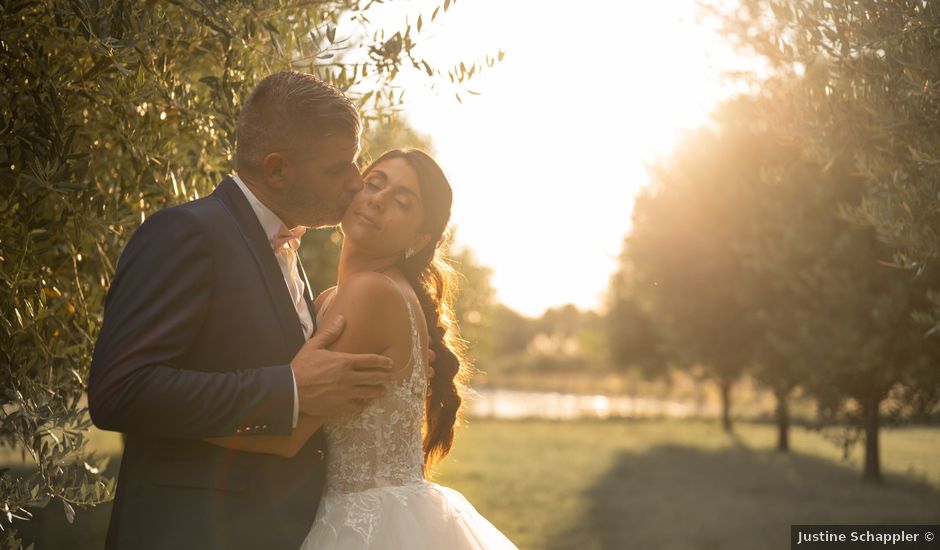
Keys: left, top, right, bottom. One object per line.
{"left": 88, "top": 177, "right": 328, "bottom": 549}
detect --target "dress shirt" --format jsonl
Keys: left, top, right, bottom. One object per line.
{"left": 232, "top": 174, "right": 314, "bottom": 429}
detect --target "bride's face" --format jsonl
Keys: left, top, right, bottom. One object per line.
{"left": 341, "top": 157, "right": 427, "bottom": 257}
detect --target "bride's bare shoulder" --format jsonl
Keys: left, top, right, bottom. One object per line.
{"left": 319, "top": 272, "right": 409, "bottom": 354}
{"left": 335, "top": 271, "right": 401, "bottom": 303}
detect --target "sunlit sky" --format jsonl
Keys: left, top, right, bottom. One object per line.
{"left": 358, "top": 0, "right": 759, "bottom": 317}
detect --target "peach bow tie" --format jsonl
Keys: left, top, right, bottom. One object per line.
{"left": 272, "top": 224, "right": 307, "bottom": 251}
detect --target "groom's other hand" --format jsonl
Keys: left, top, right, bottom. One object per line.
{"left": 291, "top": 315, "right": 394, "bottom": 416}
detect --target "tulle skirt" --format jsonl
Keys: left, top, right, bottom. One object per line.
{"left": 299, "top": 480, "right": 519, "bottom": 549}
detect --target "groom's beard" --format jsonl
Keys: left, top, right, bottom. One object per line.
{"left": 320, "top": 190, "right": 355, "bottom": 226}
{"left": 285, "top": 189, "right": 355, "bottom": 228}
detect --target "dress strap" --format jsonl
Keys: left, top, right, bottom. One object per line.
{"left": 377, "top": 273, "right": 422, "bottom": 375}
{"left": 377, "top": 272, "right": 411, "bottom": 308}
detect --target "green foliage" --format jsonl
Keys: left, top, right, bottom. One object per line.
{"left": 701, "top": 0, "right": 940, "bottom": 476}
{"left": 606, "top": 240, "right": 672, "bottom": 379}
{"left": 606, "top": 289, "right": 670, "bottom": 379}
{"left": 0, "top": 0, "right": 490, "bottom": 539}
{"left": 417, "top": 241, "right": 611, "bottom": 383}
{"left": 622, "top": 101, "right": 771, "bottom": 425}
{"left": 469, "top": 302, "right": 611, "bottom": 383}
{"left": 614, "top": 84, "right": 940, "bottom": 474}
{"left": 447, "top": 243, "right": 496, "bottom": 365}
{"left": 713, "top": 0, "right": 940, "bottom": 332}
{"left": 475, "top": 304, "right": 536, "bottom": 361}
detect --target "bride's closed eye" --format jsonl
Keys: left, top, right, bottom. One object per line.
{"left": 365, "top": 180, "right": 412, "bottom": 210}
{"left": 395, "top": 195, "right": 412, "bottom": 210}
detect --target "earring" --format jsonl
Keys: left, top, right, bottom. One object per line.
{"left": 405, "top": 247, "right": 415, "bottom": 259}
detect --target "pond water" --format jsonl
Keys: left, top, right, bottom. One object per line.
{"left": 464, "top": 388, "right": 720, "bottom": 420}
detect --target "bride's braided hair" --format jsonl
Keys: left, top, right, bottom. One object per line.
{"left": 362, "top": 148, "right": 471, "bottom": 473}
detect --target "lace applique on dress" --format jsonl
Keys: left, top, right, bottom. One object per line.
{"left": 312, "top": 275, "right": 427, "bottom": 540}
{"left": 301, "top": 274, "right": 519, "bottom": 549}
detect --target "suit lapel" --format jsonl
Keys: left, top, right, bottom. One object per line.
{"left": 212, "top": 177, "right": 306, "bottom": 351}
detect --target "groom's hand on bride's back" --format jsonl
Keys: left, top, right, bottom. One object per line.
{"left": 291, "top": 315, "right": 395, "bottom": 416}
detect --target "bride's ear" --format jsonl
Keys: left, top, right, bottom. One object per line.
{"left": 409, "top": 234, "right": 432, "bottom": 257}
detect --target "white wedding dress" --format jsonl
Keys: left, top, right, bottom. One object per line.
{"left": 299, "top": 275, "right": 518, "bottom": 550}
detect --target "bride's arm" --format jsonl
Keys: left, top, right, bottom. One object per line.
{"left": 203, "top": 413, "right": 326, "bottom": 458}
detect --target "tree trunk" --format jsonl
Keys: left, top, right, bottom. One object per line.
{"left": 775, "top": 387, "right": 791, "bottom": 452}
{"left": 720, "top": 380, "right": 733, "bottom": 433}
{"left": 861, "top": 393, "right": 882, "bottom": 483}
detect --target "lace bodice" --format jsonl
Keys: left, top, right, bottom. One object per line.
{"left": 315, "top": 275, "right": 427, "bottom": 493}
{"left": 302, "top": 274, "right": 520, "bottom": 550}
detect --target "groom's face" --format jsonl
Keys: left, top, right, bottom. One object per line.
{"left": 280, "top": 134, "right": 363, "bottom": 228}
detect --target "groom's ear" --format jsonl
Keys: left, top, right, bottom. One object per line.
{"left": 262, "top": 152, "right": 288, "bottom": 189}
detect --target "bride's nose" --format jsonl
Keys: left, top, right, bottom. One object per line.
{"left": 366, "top": 190, "right": 386, "bottom": 213}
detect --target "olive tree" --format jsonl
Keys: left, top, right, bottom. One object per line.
{"left": 0, "top": 0, "right": 495, "bottom": 543}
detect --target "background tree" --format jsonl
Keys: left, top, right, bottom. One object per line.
{"left": 712, "top": 0, "right": 940, "bottom": 331}
{"left": 448, "top": 242, "right": 497, "bottom": 367}
{"left": 0, "top": 0, "right": 494, "bottom": 543}
{"left": 805, "top": 221, "right": 940, "bottom": 482}
{"left": 525, "top": 305, "right": 606, "bottom": 374}
{"left": 606, "top": 246, "right": 671, "bottom": 380}
{"left": 709, "top": 0, "right": 940, "bottom": 480}
{"left": 705, "top": 91, "right": 864, "bottom": 453}
{"left": 618, "top": 77, "right": 938, "bottom": 477}
{"left": 470, "top": 304, "right": 537, "bottom": 384}
{"left": 625, "top": 117, "right": 767, "bottom": 433}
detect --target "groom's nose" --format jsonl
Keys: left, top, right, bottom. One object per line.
{"left": 344, "top": 169, "right": 364, "bottom": 193}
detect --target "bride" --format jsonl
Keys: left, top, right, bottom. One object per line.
{"left": 208, "top": 147, "right": 517, "bottom": 549}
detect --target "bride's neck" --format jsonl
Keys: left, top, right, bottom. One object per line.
{"left": 337, "top": 245, "right": 399, "bottom": 284}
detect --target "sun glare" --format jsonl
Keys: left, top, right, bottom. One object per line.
{"left": 365, "top": 0, "right": 760, "bottom": 316}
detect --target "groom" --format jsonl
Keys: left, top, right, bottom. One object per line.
{"left": 88, "top": 71, "right": 394, "bottom": 549}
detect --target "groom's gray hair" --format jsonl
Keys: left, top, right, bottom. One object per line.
{"left": 236, "top": 71, "right": 361, "bottom": 173}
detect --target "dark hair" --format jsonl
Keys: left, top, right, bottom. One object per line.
{"left": 236, "top": 71, "right": 361, "bottom": 174}
{"left": 361, "top": 148, "right": 471, "bottom": 473}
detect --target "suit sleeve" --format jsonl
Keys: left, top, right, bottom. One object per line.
{"left": 88, "top": 206, "right": 295, "bottom": 438}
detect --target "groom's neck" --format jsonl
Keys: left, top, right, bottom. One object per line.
{"left": 236, "top": 171, "right": 297, "bottom": 228}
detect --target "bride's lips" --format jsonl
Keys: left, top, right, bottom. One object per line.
{"left": 355, "top": 210, "right": 381, "bottom": 229}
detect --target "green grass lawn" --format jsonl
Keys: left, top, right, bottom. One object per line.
{"left": 430, "top": 419, "right": 940, "bottom": 550}
{"left": 8, "top": 419, "right": 940, "bottom": 549}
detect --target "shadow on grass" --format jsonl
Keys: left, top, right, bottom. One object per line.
{"left": 8, "top": 429, "right": 940, "bottom": 550}
{"left": 7, "top": 453, "right": 122, "bottom": 550}
{"left": 547, "top": 443, "right": 940, "bottom": 550}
